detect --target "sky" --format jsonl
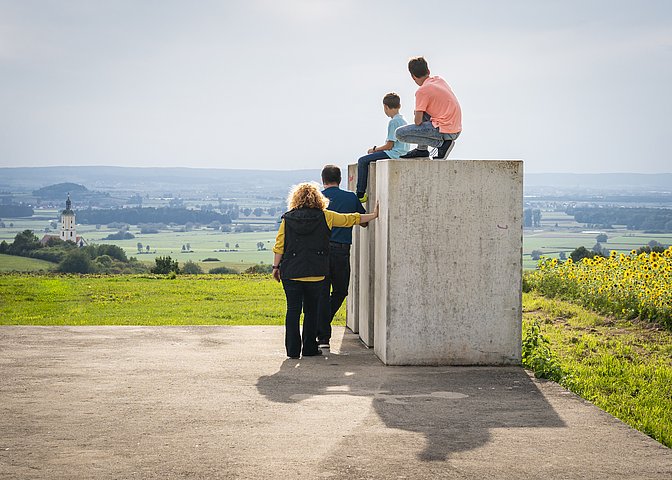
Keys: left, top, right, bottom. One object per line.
{"left": 1, "top": 0, "right": 671, "bottom": 174}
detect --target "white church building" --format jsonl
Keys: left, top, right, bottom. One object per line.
{"left": 40, "top": 194, "right": 86, "bottom": 247}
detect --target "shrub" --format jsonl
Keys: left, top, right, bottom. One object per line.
{"left": 57, "top": 250, "right": 96, "bottom": 274}
{"left": 151, "top": 256, "right": 180, "bottom": 274}
{"left": 209, "top": 266, "right": 238, "bottom": 274}
{"left": 202, "top": 257, "right": 220, "bottom": 262}
{"left": 522, "top": 320, "right": 563, "bottom": 381}
{"left": 244, "top": 264, "right": 272, "bottom": 274}
{"left": 181, "top": 261, "right": 203, "bottom": 275}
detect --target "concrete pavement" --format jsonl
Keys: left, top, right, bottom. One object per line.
{"left": 0, "top": 326, "right": 669, "bottom": 479}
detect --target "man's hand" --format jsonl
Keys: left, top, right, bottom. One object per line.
{"left": 273, "top": 268, "right": 281, "bottom": 282}
{"left": 367, "top": 148, "right": 375, "bottom": 154}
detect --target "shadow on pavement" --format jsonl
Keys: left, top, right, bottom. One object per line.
{"left": 256, "top": 329, "right": 565, "bottom": 462}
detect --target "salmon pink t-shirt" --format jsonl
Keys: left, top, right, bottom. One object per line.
{"left": 415, "top": 76, "right": 462, "bottom": 134}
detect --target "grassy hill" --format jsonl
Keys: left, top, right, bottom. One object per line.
{"left": 0, "top": 254, "right": 56, "bottom": 273}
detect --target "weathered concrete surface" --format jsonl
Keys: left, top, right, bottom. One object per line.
{"left": 368, "top": 159, "right": 523, "bottom": 365}
{"left": 1, "top": 326, "right": 670, "bottom": 480}
{"left": 346, "top": 163, "right": 360, "bottom": 334}
{"left": 358, "top": 161, "right": 376, "bottom": 347}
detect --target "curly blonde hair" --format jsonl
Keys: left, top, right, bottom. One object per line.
{"left": 287, "top": 182, "right": 329, "bottom": 211}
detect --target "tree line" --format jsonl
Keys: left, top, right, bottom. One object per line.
{"left": 567, "top": 206, "right": 672, "bottom": 232}
{"left": 76, "top": 207, "right": 233, "bottom": 226}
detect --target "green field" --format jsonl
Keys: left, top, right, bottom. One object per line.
{"left": 0, "top": 274, "right": 346, "bottom": 326}
{"left": 3, "top": 210, "right": 671, "bottom": 272}
{"left": 0, "top": 254, "right": 56, "bottom": 272}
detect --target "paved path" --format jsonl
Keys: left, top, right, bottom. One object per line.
{"left": 0, "top": 326, "right": 669, "bottom": 479}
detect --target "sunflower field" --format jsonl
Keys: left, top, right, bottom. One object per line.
{"left": 524, "top": 246, "right": 672, "bottom": 329}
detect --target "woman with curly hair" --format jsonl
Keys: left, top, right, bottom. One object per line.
{"left": 272, "top": 182, "right": 379, "bottom": 359}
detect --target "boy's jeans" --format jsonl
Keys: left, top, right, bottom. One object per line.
{"left": 356, "top": 151, "right": 389, "bottom": 196}
{"left": 395, "top": 121, "right": 460, "bottom": 150}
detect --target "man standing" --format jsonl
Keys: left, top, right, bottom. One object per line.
{"left": 316, "top": 164, "right": 366, "bottom": 348}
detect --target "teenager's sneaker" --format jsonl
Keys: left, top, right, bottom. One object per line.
{"left": 358, "top": 193, "right": 368, "bottom": 203}
{"left": 400, "top": 148, "right": 430, "bottom": 158}
{"left": 317, "top": 339, "right": 330, "bottom": 349}
{"left": 433, "top": 139, "right": 455, "bottom": 159}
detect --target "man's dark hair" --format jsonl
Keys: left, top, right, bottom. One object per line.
{"left": 321, "top": 164, "right": 341, "bottom": 184}
{"left": 383, "top": 92, "right": 401, "bottom": 109}
{"left": 408, "top": 56, "right": 429, "bottom": 77}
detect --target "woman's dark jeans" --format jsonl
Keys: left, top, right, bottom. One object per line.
{"left": 282, "top": 278, "right": 326, "bottom": 357}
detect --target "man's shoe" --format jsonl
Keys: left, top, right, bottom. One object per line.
{"left": 288, "top": 355, "right": 300, "bottom": 359}
{"left": 317, "top": 339, "right": 330, "bottom": 349}
{"left": 400, "top": 148, "right": 430, "bottom": 158}
{"left": 357, "top": 193, "right": 368, "bottom": 203}
{"left": 433, "top": 139, "right": 455, "bottom": 159}
{"left": 302, "top": 349, "right": 322, "bottom": 357}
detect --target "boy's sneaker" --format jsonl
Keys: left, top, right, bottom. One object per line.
{"left": 357, "top": 193, "right": 368, "bottom": 203}
{"left": 400, "top": 148, "right": 430, "bottom": 158}
{"left": 433, "top": 139, "right": 455, "bottom": 160}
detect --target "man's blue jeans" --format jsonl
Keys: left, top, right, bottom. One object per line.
{"left": 395, "top": 121, "right": 460, "bottom": 150}
{"left": 356, "top": 151, "right": 389, "bottom": 196}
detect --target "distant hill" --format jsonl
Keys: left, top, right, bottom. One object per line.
{"left": 1, "top": 166, "right": 671, "bottom": 196}
{"left": 33, "top": 182, "right": 88, "bottom": 199}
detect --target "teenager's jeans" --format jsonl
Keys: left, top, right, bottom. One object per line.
{"left": 395, "top": 121, "right": 460, "bottom": 150}
{"left": 356, "top": 151, "right": 389, "bottom": 195}
{"left": 317, "top": 243, "right": 351, "bottom": 342}
{"left": 282, "top": 278, "right": 325, "bottom": 357}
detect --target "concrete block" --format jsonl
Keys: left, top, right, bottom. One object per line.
{"left": 358, "top": 162, "right": 376, "bottom": 347}
{"left": 366, "top": 159, "right": 523, "bottom": 365}
{"left": 346, "top": 164, "right": 359, "bottom": 334}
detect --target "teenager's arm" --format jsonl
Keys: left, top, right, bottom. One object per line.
{"left": 414, "top": 110, "right": 425, "bottom": 125}
{"left": 368, "top": 141, "right": 395, "bottom": 154}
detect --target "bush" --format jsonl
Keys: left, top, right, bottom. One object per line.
{"left": 104, "top": 231, "right": 135, "bottom": 240}
{"left": 181, "top": 261, "right": 203, "bottom": 275}
{"left": 209, "top": 266, "right": 238, "bottom": 274}
{"left": 57, "top": 250, "right": 96, "bottom": 274}
{"left": 151, "top": 256, "right": 180, "bottom": 274}
{"left": 244, "top": 264, "right": 272, "bottom": 274}
{"left": 202, "top": 257, "right": 220, "bottom": 262}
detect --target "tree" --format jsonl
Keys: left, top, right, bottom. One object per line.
{"left": 57, "top": 250, "right": 96, "bottom": 273}
{"left": 225, "top": 242, "right": 230, "bottom": 249}
{"left": 253, "top": 207, "right": 264, "bottom": 217}
{"left": 570, "top": 246, "right": 604, "bottom": 263}
{"left": 186, "top": 243, "right": 191, "bottom": 251}
{"left": 146, "top": 245, "right": 150, "bottom": 252}
{"left": 530, "top": 250, "right": 543, "bottom": 261}
{"left": 151, "top": 256, "right": 180, "bottom": 274}
{"left": 532, "top": 209, "right": 541, "bottom": 228}
{"left": 8, "top": 230, "right": 41, "bottom": 255}
{"left": 0, "top": 240, "right": 8, "bottom": 253}
{"left": 181, "top": 260, "right": 203, "bottom": 274}
{"left": 234, "top": 243, "right": 239, "bottom": 249}
{"left": 523, "top": 209, "right": 533, "bottom": 228}
{"left": 558, "top": 251, "right": 566, "bottom": 261}
{"left": 137, "top": 242, "right": 143, "bottom": 253}
{"left": 596, "top": 233, "right": 608, "bottom": 243}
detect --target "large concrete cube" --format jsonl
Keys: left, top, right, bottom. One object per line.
{"left": 350, "top": 159, "right": 523, "bottom": 365}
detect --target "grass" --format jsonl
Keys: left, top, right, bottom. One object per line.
{"left": 523, "top": 291, "right": 672, "bottom": 447}
{"left": 0, "top": 253, "right": 56, "bottom": 272}
{"left": 0, "top": 273, "right": 346, "bottom": 326}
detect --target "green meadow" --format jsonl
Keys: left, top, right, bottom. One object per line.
{"left": 0, "top": 254, "right": 55, "bottom": 273}
{"left": 0, "top": 274, "right": 346, "bottom": 326}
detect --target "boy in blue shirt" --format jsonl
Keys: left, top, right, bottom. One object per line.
{"left": 355, "top": 92, "right": 410, "bottom": 202}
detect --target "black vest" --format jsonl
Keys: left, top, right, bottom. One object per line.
{"left": 280, "top": 208, "right": 330, "bottom": 279}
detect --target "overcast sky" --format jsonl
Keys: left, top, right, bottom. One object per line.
{"left": 1, "top": 0, "right": 671, "bottom": 173}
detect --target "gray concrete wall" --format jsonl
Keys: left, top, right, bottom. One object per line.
{"left": 358, "top": 162, "right": 376, "bottom": 347}
{"left": 346, "top": 164, "right": 359, "bottom": 334}
{"left": 349, "top": 159, "right": 523, "bottom": 365}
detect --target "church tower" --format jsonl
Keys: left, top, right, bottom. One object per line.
{"left": 60, "top": 194, "right": 76, "bottom": 242}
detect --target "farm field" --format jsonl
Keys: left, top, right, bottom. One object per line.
{"left": 2, "top": 211, "right": 671, "bottom": 271}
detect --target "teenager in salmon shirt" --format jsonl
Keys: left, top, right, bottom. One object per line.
{"left": 395, "top": 56, "right": 462, "bottom": 160}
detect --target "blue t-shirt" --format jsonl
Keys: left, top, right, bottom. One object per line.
{"left": 322, "top": 186, "right": 366, "bottom": 245}
{"left": 387, "top": 114, "right": 410, "bottom": 159}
